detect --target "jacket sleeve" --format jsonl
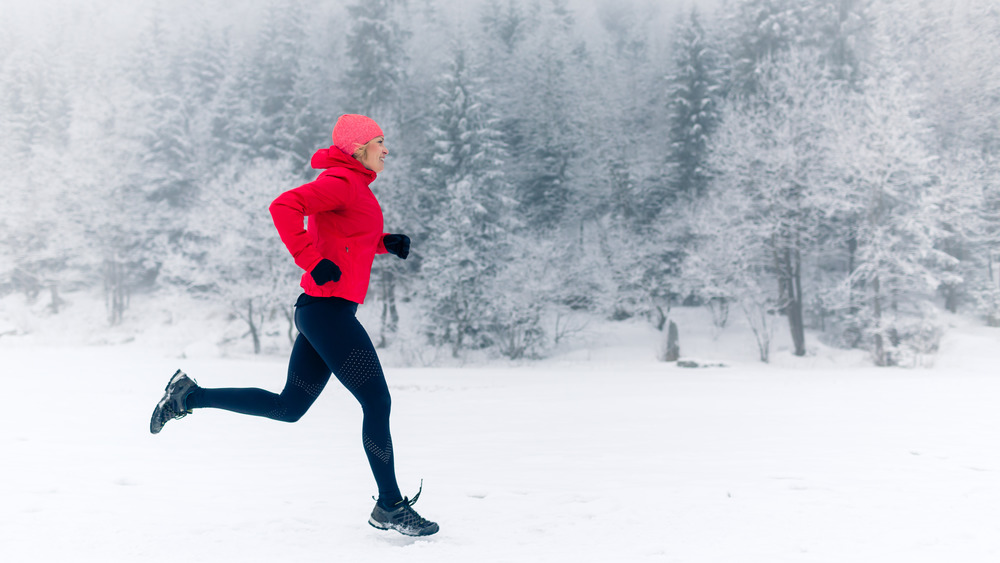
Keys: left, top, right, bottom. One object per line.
{"left": 376, "top": 233, "right": 390, "bottom": 255}
{"left": 269, "top": 173, "right": 355, "bottom": 272}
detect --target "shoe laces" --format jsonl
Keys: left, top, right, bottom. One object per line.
{"left": 161, "top": 402, "right": 191, "bottom": 421}
{"left": 406, "top": 480, "right": 424, "bottom": 506}
{"left": 375, "top": 479, "right": 424, "bottom": 508}
{"left": 397, "top": 501, "right": 432, "bottom": 529}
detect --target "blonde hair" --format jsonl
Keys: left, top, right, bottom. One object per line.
{"left": 352, "top": 137, "right": 383, "bottom": 160}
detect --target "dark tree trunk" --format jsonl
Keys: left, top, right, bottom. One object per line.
{"left": 246, "top": 300, "right": 261, "bottom": 355}
{"left": 377, "top": 268, "right": 399, "bottom": 348}
{"left": 787, "top": 248, "right": 806, "bottom": 356}
{"left": 104, "top": 255, "right": 129, "bottom": 326}
{"left": 776, "top": 246, "right": 806, "bottom": 357}
{"left": 872, "top": 276, "right": 886, "bottom": 366}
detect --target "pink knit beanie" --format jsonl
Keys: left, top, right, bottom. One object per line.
{"left": 332, "top": 114, "right": 384, "bottom": 156}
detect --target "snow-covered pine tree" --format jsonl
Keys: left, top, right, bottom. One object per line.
{"left": 908, "top": 0, "right": 1000, "bottom": 318}
{"left": 151, "top": 20, "right": 228, "bottom": 297}
{"left": 815, "top": 0, "right": 867, "bottom": 85}
{"left": 724, "top": 0, "right": 812, "bottom": 95}
{"left": 417, "top": 44, "right": 518, "bottom": 358}
{"left": 564, "top": 1, "right": 679, "bottom": 328}
{"left": 922, "top": 151, "right": 987, "bottom": 315}
{"left": 185, "top": 21, "right": 228, "bottom": 111}
{"left": 249, "top": 0, "right": 310, "bottom": 164}
{"left": 480, "top": 0, "right": 529, "bottom": 54}
{"left": 724, "top": 0, "right": 864, "bottom": 93}
{"left": 339, "top": 0, "right": 417, "bottom": 344}
{"left": 178, "top": 19, "right": 232, "bottom": 179}
{"left": 127, "top": 5, "right": 197, "bottom": 211}
{"left": 13, "top": 4, "right": 180, "bottom": 325}
{"left": 663, "top": 8, "right": 724, "bottom": 203}
{"left": 0, "top": 40, "right": 70, "bottom": 303}
{"left": 343, "top": 0, "right": 410, "bottom": 121}
{"left": 492, "top": 0, "right": 584, "bottom": 232}
{"left": 975, "top": 156, "right": 1000, "bottom": 326}
{"left": 76, "top": 6, "right": 206, "bottom": 325}
{"left": 283, "top": 42, "right": 338, "bottom": 177}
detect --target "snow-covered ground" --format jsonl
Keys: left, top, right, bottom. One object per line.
{"left": 1, "top": 295, "right": 999, "bottom": 562}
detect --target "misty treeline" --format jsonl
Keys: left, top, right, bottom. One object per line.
{"left": 1, "top": 0, "right": 998, "bottom": 365}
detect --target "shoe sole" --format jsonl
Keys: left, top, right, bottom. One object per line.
{"left": 368, "top": 517, "right": 389, "bottom": 530}
{"left": 368, "top": 517, "right": 439, "bottom": 536}
{"left": 149, "top": 370, "right": 190, "bottom": 435}
{"left": 149, "top": 398, "right": 169, "bottom": 434}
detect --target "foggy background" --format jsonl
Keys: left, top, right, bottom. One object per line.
{"left": 1, "top": 0, "right": 997, "bottom": 365}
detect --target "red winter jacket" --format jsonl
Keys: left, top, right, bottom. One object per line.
{"left": 269, "top": 147, "right": 389, "bottom": 303}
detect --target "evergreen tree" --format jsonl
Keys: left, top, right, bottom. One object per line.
{"left": 343, "top": 0, "right": 411, "bottom": 120}
{"left": 180, "top": 19, "right": 232, "bottom": 177}
{"left": 663, "top": 8, "right": 724, "bottom": 203}
{"left": 480, "top": 0, "right": 529, "bottom": 54}
{"left": 817, "top": 0, "right": 868, "bottom": 85}
{"left": 208, "top": 43, "right": 260, "bottom": 160}
{"left": 571, "top": 1, "right": 677, "bottom": 325}
{"left": 724, "top": 0, "right": 856, "bottom": 93}
{"left": 909, "top": 0, "right": 1000, "bottom": 318}
{"left": 0, "top": 20, "right": 98, "bottom": 311}
{"left": 251, "top": 0, "right": 308, "bottom": 163}
{"left": 144, "top": 85, "right": 197, "bottom": 209}
{"left": 128, "top": 7, "right": 200, "bottom": 295}
{"left": 922, "top": 152, "right": 985, "bottom": 315}
{"left": 724, "top": 0, "right": 808, "bottom": 94}
{"left": 493, "top": 0, "right": 585, "bottom": 231}
{"left": 418, "top": 44, "right": 517, "bottom": 357}
{"left": 341, "top": 0, "right": 419, "bottom": 344}
{"left": 584, "top": 0, "right": 663, "bottom": 226}
{"left": 974, "top": 155, "right": 1000, "bottom": 326}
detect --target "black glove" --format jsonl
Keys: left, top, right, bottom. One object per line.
{"left": 310, "top": 259, "right": 341, "bottom": 285}
{"left": 383, "top": 234, "right": 410, "bottom": 260}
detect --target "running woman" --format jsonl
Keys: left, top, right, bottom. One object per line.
{"left": 150, "top": 114, "right": 438, "bottom": 537}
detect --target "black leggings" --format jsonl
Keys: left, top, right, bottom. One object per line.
{"left": 185, "top": 295, "right": 402, "bottom": 505}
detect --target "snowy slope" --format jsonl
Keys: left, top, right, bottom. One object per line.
{"left": 2, "top": 317, "right": 999, "bottom": 562}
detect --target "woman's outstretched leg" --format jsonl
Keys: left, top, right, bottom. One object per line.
{"left": 150, "top": 333, "right": 333, "bottom": 433}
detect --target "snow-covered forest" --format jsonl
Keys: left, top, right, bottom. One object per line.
{"left": 2, "top": 0, "right": 998, "bottom": 365}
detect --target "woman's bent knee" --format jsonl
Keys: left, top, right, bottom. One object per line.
{"left": 269, "top": 406, "right": 308, "bottom": 423}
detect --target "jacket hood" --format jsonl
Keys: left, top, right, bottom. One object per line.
{"left": 310, "top": 146, "right": 377, "bottom": 181}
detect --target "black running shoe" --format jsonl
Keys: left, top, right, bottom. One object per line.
{"left": 150, "top": 369, "right": 199, "bottom": 434}
{"left": 369, "top": 486, "right": 439, "bottom": 536}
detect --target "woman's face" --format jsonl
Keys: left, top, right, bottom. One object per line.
{"left": 360, "top": 136, "right": 388, "bottom": 173}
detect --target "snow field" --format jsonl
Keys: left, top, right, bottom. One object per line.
{"left": 1, "top": 320, "right": 999, "bottom": 562}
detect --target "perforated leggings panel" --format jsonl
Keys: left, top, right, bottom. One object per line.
{"left": 184, "top": 296, "right": 402, "bottom": 505}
